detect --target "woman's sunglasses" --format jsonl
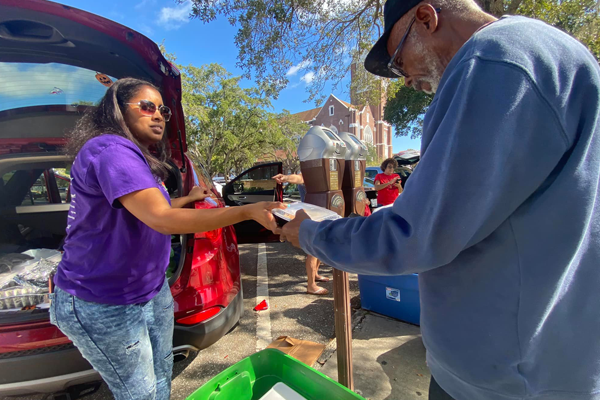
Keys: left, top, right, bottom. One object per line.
{"left": 126, "top": 100, "right": 172, "bottom": 122}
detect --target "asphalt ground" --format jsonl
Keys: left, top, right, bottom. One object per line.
{"left": 9, "top": 242, "right": 360, "bottom": 400}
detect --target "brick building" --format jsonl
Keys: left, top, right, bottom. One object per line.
{"left": 293, "top": 67, "right": 393, "bottom": 159}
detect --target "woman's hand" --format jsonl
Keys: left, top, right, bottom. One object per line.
{"left": 243, "top": 202, "right": 286, "bottom": 232}
{"left": 188, "top": 186, "right": 212, "bottom": 202}
{"left": 170, "top": 186, "right": 213, "bottom": 208}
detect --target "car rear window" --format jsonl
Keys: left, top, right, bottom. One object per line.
{"left": 0, "top": 62, "right": 116, "bottom": 112}
{"left": 2, "top": 167, "right": 71, "bottom": 206}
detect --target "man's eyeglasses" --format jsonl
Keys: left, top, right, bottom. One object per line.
{"left": 387, "top": 8, "right": 442, "bottom": 78}
{"left": 126, "top": 100, "right": 172, "bottom": 122}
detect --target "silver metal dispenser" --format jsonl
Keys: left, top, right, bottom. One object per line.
{"left": 298, "top": 126, "right": 347, "bottom": 216}
{"left": 337, "top": 131, "right": 367, "bottom": 217}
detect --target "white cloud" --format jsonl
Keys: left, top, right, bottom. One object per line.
{"left": 158, "top": 1, "right": 193, "bottom": 30}
{"left": 300, "top": 72, "right": 315, "bottom": 84}
{"left": 286, "top": 60, "right": 311, "bottom": 77}
{"left": 135, "top": 0, "right": 156, "bottom": 10}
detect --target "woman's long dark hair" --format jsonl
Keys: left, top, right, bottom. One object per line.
{"left": 66, "top": 77, "right": 171, "bottom": 180}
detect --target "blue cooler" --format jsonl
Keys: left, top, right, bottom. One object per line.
{"left": 357, "top": 274, "right": 421, "bottom": 325}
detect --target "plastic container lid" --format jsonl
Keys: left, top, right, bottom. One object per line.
{"left": 259, "top": 382, "right": 307, "bottom": 400}
{"left": 272, "top": 202, "right": 342, "bottom": 222}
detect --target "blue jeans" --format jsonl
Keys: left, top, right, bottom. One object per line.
{"left": 50, "top": 279, "right": 174, "bottom": 400}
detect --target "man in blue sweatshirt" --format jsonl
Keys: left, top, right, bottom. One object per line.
{"left": 279, "top": 0, "right": 600, "bottom": 399}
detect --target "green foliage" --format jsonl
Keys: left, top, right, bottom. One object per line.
{"left": 260, "top": 111, "right": 308, "bottom": 174}
{"left": 384, "top": 0, "right": 600, "bottom": 138}
{"left": 178, "top": 62, "right": 279, "bottom": 177}
{"left": 517, "top": 0, "right": 600, "bottom": 59}
{"left": 188, "top": 0, "right": 387, "bottom": 105}
{"left": 184, "top": 0, "right": 598, "bottom": 141}
{"left": 162, "top": 45, "right": 306, "bottom": 177}
{"left": 384, "top": 80, "right": 432, "bottom": 139}
{"left": 71, "top": 100, "right": 96, "bottom": 106}
{"left": 365, "top": 143, "right": 383, "bottom": 166}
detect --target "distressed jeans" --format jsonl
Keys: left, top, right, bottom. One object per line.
{"left": 50, "top": 279, "right": 174, "bottom": 400}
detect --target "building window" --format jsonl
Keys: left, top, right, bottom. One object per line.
{"left": 367, "top": 113, "right": 370, "bottom": 123}
{"left": 384, "top": 133, "right": 387, "bottom": 144}
{"left": 363, "top": 125, "right": 373, "bottom": 145}
{"left": 329, "top": 105, "right": 334, "bottom": 116}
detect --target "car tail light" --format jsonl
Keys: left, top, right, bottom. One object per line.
{"left": 176, "top": 306, "right": 221, "bottom": 326}
{"left": 193, "top": 198, "right": 223, "bottom": 241}
{"left": 195, "top": 227, "right": 222, "bottom": 241}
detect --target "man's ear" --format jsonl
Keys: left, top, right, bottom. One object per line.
{"left": 415, "top": 4, "right": 439, "bottom": 33}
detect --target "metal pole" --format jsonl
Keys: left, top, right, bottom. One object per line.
{"left": 333, "top": 268, "right": 353, "bottom": 390}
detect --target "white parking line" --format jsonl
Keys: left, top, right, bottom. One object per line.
{"left": 256, "top": 243, "right": 272, "bottom": 351}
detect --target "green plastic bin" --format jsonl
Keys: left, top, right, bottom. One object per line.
{"left": 187, "top": 348, "right": 366, "bottom": 400}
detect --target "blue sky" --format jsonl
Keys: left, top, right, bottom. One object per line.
{"left": 56, "top": 0, "right": 422, "bottom": 152}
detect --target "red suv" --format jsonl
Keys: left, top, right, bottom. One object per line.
{"left": 0, "top": 0, "right": 283, "bottom": 397}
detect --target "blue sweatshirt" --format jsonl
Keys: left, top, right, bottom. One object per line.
{"left": 300, "top": 17, "right": 600, "bottom": 400}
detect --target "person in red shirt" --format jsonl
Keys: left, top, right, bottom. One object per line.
{"left": 374, "top": 158, "right": 402, "bottom": 206}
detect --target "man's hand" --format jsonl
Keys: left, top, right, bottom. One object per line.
{"left": 278, "top": 209, "right": 312, "bottom": 248}
{"left": 272, "top": 174, "right": 289, "bottom": 184}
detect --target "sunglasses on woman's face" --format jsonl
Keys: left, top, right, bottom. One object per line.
{"left": 126, "top": 100, "right": 172, "bottom": 122}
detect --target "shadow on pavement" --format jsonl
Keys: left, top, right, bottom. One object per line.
{"left": 377, "top": 337, "right": 429, "bottom": 400}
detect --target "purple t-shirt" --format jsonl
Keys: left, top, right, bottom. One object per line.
{"left": 54, "top": 134, "right": 171, "bottom": 305}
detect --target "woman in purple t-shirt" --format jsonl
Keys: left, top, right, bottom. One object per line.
{"left": 49, "top": 78, "right": 284, "bottom": 400}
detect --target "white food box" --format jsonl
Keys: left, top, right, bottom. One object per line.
{"left": 258, "top": 382, "right": 307, "bottom": 400}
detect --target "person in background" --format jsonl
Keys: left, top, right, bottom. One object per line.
{"left": 273, "top": 172, "right": 330, "bottom": 295}
{"left": 51, "top": 78, "right": 284, "bottom": 400}
{"left": 374, "top": 158, "right": 402, "bottom": 206}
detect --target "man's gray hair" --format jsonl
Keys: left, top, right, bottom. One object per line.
{"left": 430, "top": 0, "right": 483, "bottom": 15}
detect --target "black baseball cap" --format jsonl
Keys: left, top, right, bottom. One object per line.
{"left": 365, "top": 0, "right": 423, "bottom": 78}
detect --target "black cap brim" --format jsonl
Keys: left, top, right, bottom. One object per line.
{"left": 364, "top": 29, "right": 399, "bottom": 79}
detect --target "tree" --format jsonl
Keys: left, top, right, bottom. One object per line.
{"left": 178, "top": 62, "right": 283, "bottom": 177}
{"left": 384, "top": 82, "right": 432, "bottom": 139}
{"left": 384, "top": 0, "right": 600, "bottom": 138}
{"left": 189, "top": 0, "right": 388, "bottom": 105}
{"left": 366, "top": 143, "right": 383, "bottom": 166}
{"left": 161, "top": 44, "right": 306, "bottom": 177}
{"left": 71, "top": 100, "right": 96, "bottom": 106}
{"left": 260, "top": 111, "right": 308, "bottom": 174}
{"left": 187, "top": 0, "right": 599, "bottom": 139}
{"left": 517, "top": 0, "right": 600, "bottom": 59}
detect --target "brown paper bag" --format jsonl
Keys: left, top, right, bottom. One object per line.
{"left": 267, "top": 336, "right": 326, "bottom": 367}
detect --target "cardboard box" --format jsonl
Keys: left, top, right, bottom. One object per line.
{"left": 267, "top": 336, "right": 326, "bottom": 367}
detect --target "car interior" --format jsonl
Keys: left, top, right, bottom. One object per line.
{"left": 0, "top": 152, "right": 188, "bottom": 318}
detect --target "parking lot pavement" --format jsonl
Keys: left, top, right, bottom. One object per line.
{"left": 320, "top": 311, "right": 430, "bottom": 400}
{"left": 9, "top": 243, "right": 360, "bottom": 400}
